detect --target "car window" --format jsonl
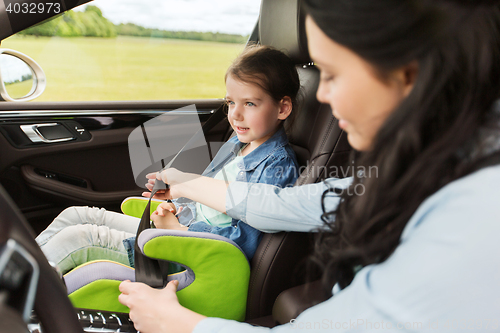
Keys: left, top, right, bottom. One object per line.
{"left": 1, "top": 0, "right": 261, "bottom": 102}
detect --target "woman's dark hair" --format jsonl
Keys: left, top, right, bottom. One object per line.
{"left": 303, "top": 0, "right": 500, "bottom": 290}
{"left": 225, "top": 44, "right": 301, "bottom": 130}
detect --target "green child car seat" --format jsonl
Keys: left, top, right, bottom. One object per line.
{"left": 64, "top": 196, "right": 251, "bottom": 321}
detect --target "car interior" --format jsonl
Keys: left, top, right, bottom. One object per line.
{"left": 0, "top": 0, "right": 352, "bottom": 332}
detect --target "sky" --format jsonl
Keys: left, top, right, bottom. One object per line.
{"left": 0, "top": 54, "right": 32, "bottom": 83}
{"left": 75, "top": 0, "right": 262, "bottom": 35}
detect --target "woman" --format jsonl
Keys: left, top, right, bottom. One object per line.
{"left": 119, "top": 0, "right": 500, "bottom": 332}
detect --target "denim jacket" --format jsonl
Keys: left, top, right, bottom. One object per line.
{"left": 174, "top": 126, "right": 299, "bottom": 259}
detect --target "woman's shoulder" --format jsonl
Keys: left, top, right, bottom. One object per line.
{"left": 426, "top": 164, "right": 499, "bottom": 206}
{"left": 402, "top": 164, "right": 500, "bottom": 239}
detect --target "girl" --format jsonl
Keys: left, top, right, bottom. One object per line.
{"left": 35, "top": 45, "right": 301, "bottom": 273}
{"left": 119, "top": 0, "right": 500, "bottom": 332}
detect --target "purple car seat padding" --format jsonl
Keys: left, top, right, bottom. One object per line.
{"left": 64, "top": 257, "right": 195, "bottom": 293}
{"left": 64, "top": 260, "right": 135, "bottom": 294}
{"left": 164, "top": 265, "right": 195, "bottom": 291}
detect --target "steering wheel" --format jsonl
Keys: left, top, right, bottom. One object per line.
{"left": 0, "top": 185, "right": 83, "bottom": 333}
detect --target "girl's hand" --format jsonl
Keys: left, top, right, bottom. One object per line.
{"left": 150, "top": 209, "right": 187, "bottom": 230}
{"left": 118, "top": 280, "right": 205, "bottom": 333}
{"left": 155, "top": 202, "right": 176, "bottom": 216}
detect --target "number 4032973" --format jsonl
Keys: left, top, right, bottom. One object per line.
{"left": 6, "top": 2, "right": 61, "bottom": 14}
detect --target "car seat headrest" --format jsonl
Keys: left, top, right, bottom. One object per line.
{"left": 259, "top": 0, "right": 310, "bottom": 64}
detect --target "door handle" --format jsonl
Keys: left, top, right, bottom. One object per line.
{"left": 20, "top": 123, "right": 75, "bottom": 143}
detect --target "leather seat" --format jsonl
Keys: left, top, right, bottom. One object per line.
{"left": 244, "top": 0, "right": 351, "bottom": 322}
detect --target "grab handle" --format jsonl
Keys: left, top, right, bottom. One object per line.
{"left": 20, "top": 123, "right": 75, "bottom": 143}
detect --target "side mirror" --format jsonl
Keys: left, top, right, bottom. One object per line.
{"left": 0, "top": 49, "right": 46, "bottom": 102}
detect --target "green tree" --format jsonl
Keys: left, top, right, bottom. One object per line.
{"left": 85, "top": 5, "right": 103, "bottom": 17}
{"left": 18, "top": 5, "right": 245, "bottom": 43}
{"left": 19, "top": 5, "right": 116, "bottom": 38}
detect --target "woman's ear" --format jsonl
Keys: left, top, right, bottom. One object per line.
{"left": 403, "top": 61, "right": 418, "bottom": 97}
{"left": 278, "top": 97, "right": 293, "bottom": 120}
{"left": 393, "top": 61, "right": 418, "bottom": 98}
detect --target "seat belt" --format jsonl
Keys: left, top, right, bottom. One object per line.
{"left": 133, "top": 180, "right": 170, "bottom": 288}
{"left": 134, "top": 103, "right": 228, "bottom": 288}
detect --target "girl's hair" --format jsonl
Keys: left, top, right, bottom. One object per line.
{"left": 225, "top": 45, "right": 301, "bottom": 130}
{"left": 303, "top": 0, "right": 500, "bottom": 290}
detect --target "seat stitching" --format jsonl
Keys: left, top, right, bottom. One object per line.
{"left": 248, "top": 235, "right": 273, "bottom": 316}
{"left": 299, "top": 117, "right": 336, "bottom": 185}
{"left": 256, "top": 235, "right": 286, "bottom": 316}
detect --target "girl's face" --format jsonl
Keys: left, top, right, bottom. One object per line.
{"left": 305, "top": 16, "right": 415, "bottom": 151}
{"left": 225, "top": 74, "right": 292, "bottom": 149}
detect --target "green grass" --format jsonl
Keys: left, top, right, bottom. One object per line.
{"left": 4, "top": 79, "right": 34, "bottom": 99}
{"left": 2, "top": 35, "right": 245, "bottom": 101}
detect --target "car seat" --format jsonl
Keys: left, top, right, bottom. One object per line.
{"left": 64, "top": 0, "right": 351, "bottom": 324}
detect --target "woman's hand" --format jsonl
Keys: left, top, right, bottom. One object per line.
{"left": 143, "top": 168, "right": 228, "bottom": 214}
{"left": 118, "top": 280, "right": 206, "bottom": 333}
{"left": 142, "top": 175, "right": 169, "bottom": 200}
{"left": 142, "top": 168, "right": 187, "bottom": 200}
{"left": 154, "top": 168, "right": 188, "bottom": 187}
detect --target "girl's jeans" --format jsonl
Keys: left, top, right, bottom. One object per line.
{"left": 35, "top": 206, "right": 139, "bottom": 274}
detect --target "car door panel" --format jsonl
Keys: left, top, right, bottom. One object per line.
{"left": 0, "top": 100, "right": 229, "bottom": 233}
